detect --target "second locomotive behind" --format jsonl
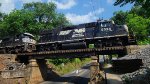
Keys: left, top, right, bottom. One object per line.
{"left": 0, "top": 33, "right": 36, "bottom": 53}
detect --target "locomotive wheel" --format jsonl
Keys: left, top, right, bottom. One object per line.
{"left": 94, "top": 42, "right": 103, "bottom": 48}
{"left": 15, "top": 49, "right": 19, "bottom": 54}
{"left": 6, "top": 48, "right": 12, "bottom": 54}
{"left": 27, "top": 47, "right": 32, "bottom": 52}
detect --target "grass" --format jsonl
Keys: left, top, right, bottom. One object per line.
{"left": 138, "top": 39, "right": 150, "bottom": 45}
{"left": 48, "top": 58, "right": 91, "bottom": 75}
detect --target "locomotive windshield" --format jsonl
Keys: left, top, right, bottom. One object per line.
{"left": 101, "top": 22, "right": 110, "bottom": 27}
{"left": 99, "top": 21, "right": 113, "bottom": 27}
{"left": 22, "top": 33, "right": 36, "bottom": 44}
{"left": 23, "top": 33, "right": 35, "bottom": 39}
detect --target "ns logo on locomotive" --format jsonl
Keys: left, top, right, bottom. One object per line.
{"left": 0, "top": 20, "right": 136, "bottom": 53}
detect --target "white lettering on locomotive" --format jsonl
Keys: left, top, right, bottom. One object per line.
{"left": 101, "top": 28, "right": 112, "bottom": 32}
{"left": 59, "top": 30, "right": 72, "bottom": 35}
{"left": 74, "top": 28, "right": 85, "bottom": 33}
{"left": 72, "top": 28, "right": 85, "bottom": 37}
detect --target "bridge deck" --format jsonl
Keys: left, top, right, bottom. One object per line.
{"left": 17, "top": 46, "right": 125, "bottom": 59}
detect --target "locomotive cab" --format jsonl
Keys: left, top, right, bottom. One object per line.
{"left": 22, "top": 33, "right": 36, "bottom": 44}
{"left": 95, "top": 20, "right": 115, "bottom": 38}
{"left": 22, "top": 33, "right": 36, "bottom": 52}
{"left": 94, "top": 20, "right": 131, "bottom": 47}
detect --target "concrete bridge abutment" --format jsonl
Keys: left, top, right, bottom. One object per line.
{"left": 28, "top": 59, "right": 48, "bottom": 84}
{"left": 90, "top": 55, "right": 103, "bottom": 84}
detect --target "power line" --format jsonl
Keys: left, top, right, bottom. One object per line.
{"left": 99, "top": 0, "right": 103, "bottom": 20}
{"left": 90, "top": 0, "right": 97, "bottom": 19}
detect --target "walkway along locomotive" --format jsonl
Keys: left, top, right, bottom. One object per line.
{"left": 37, "top": 20, "right": 136, "bottom": 51}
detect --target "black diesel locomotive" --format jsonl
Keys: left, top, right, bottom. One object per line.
{"left": 37, "top": 20, "right": 136, "bottom": 51}
{"left": 0, "top": 20, "right": 136, "bottom": 53}
{"left": 0, "top": 33, "right": 36, "bottom": 53}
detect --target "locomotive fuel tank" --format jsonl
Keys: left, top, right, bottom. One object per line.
{"left": 61, "top": 42, "right": 87, "bottom": 50}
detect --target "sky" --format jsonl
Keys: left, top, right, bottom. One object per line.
{"left": 0, "top": 0, "right": 133, "bottom": 24}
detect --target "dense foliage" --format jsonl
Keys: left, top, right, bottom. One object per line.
{"left": 48, "top": 58, "right": 83, "bottom": 65}
{"left": 0, "top": 2, "right": 69, "bottom": 38}
{"left": 114, "top": 0, "right": 150, "bottom": 13}
{"left": 112, "top": 0, "right": 150, "bottom": 44}
{"left": 111, "top": 11, "right": 128, "bottom": 25}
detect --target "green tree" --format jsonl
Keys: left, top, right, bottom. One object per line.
{"left": 48, "top": 58, "right": 70, "bottom": 65}
{"left": 114, "top": 0, "right": 150, "bottom": 16}
{"left": 126, "top": 14, "right": 150, "bottom": 41}
{"left": 112, "top": 11, "right": 150, "bottom": 41}
{"left": 129, "top": 6, "right": 148, "bottom": 18}
{"left": 0, "top": 2, "right": 69, "bottom": 37}
{"left": 114, "top": 0, "right": 147, "bottom": 7}
{"left": 0, "top": 12, "right": 4, "bottom": 21}
{"left": 111, "top": 5, "right": 150, "bottom": 43}
{"left": 23, "top": 2, "right": 69, "bottom": 29}
{"left": 0, "top": 4, "right": 7, "bottom": 37}
{"left": 111, "top": 11, "right": 128, "bottom": 25}
{"left": 2, "top": 10, "right": 36, "bottom": 35}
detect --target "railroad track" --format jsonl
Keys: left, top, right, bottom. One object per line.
{"left": 18, "top": 46, "right": 125, "bottom": 56}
